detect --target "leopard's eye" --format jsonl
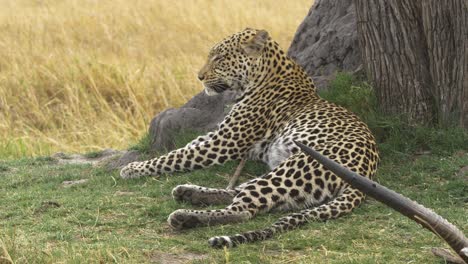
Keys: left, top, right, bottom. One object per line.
{"left": 213, "top": 55, "right": 225, "bottom": 62}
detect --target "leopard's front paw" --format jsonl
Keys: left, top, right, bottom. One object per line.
{"left": 120, "top": 162, "right": 145, "bottom": 179}
{"left": 172, "top": 185, "right": 195, "bottom": 203}
{"left": 172, "top": 184, "right": 234, "bottom": 206}
{"left": 167, "top": 209, "right": 202, "bottom": 230}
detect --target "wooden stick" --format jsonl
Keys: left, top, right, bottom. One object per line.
{"left": 432, "top": 248, "right": 466, "bottom": 264}
{"left": 294, "top": 141, "right": 468, "bottom": 263}
{"left": 226, "top": 158, "right": 246, "bottom": 190}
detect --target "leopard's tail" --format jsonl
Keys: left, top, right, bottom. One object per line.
{"left": 208, "top": 187, "right": 364, "bottom": 248}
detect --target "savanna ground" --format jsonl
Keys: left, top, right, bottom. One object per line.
{"left": 0, "top": 1, "right": 467, "bottom": 263}
{"left": 1, "top": 74, "right": 467, "bottom": 263}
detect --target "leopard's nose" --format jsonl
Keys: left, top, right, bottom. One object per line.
{"left": 198, "top": 74, "right": 205, "bottom": 81}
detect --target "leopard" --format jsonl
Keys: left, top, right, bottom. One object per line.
{"left": 120, "top": 28, "right": 380, "bottom": 248}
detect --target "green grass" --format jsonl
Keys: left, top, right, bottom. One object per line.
{"left": 1, "top": 73, "right": 467, "bottom": 263}
{"left": 322, "top": 73, "right": 468, "bottom": 160}
{"left": 1, "top": 142, "right": 467, "bottom": 263}
{"left": 128, "top": 133, "right": 154, "bottom": 154}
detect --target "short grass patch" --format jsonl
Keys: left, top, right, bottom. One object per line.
{"left": 1, "top": 147, "right": 467, "bottom": 263}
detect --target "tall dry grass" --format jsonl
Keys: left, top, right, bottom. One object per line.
{"left": 0, "top": 0, "right": 312, "bottom": 159}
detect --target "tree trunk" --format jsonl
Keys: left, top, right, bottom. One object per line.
{"left": 355, "top": 0, "right": 467, "bottom": 128}
{"left": 421, "top": 1, "right": 468, "bottom": 128}
{"left": 355, "top": 0, "right": 435, "bottom": 124}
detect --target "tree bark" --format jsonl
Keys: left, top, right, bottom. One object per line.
{"left": 421, "top": 1, "right": 468, "bottom": 128}
{"left": 355, "top": 0, "right": 435, "bottom": 124}
{"left": 355, "top": 0, "right": 467, "bottom": 128}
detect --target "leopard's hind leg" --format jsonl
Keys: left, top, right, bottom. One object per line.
{"left": 208, "top": 187, "right": 366, "bottom": 248}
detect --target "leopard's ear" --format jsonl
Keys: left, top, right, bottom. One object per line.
{"left": 241, "top": 30, "right": 269, "bottom": 57}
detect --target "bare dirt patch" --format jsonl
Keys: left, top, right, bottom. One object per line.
{"left": 51, "top": 149, "right": 142, "bottom": 171}
{"left": 52, "top": 149, "right": 125, "bottom": 166}
{"left": 148, "top": 251, "right": 207, "bottom": 264}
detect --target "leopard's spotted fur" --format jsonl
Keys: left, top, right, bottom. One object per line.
{"left": 120, "top": 28, "right": 379, "bottom": 247}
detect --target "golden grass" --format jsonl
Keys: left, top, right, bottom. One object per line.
{"left": 0, "top": 0, "right": 312, "bottom": 159}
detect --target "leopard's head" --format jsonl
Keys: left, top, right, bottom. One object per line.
{"left": 198, "top": 28, "right": 270, "bottom": 96}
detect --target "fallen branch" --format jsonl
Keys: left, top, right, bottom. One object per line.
{"left": 226, "top": 158, "right": 247, "bottom": 190}
{"left": 294, "top": 141, "right": 468, "bottom": 263}
{"left": 432, "top": 248, "right": 466, "bottom": 264}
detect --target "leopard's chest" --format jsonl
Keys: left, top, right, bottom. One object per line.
{"left": 248, "top": 135, "right": 294, "bottom": 169}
